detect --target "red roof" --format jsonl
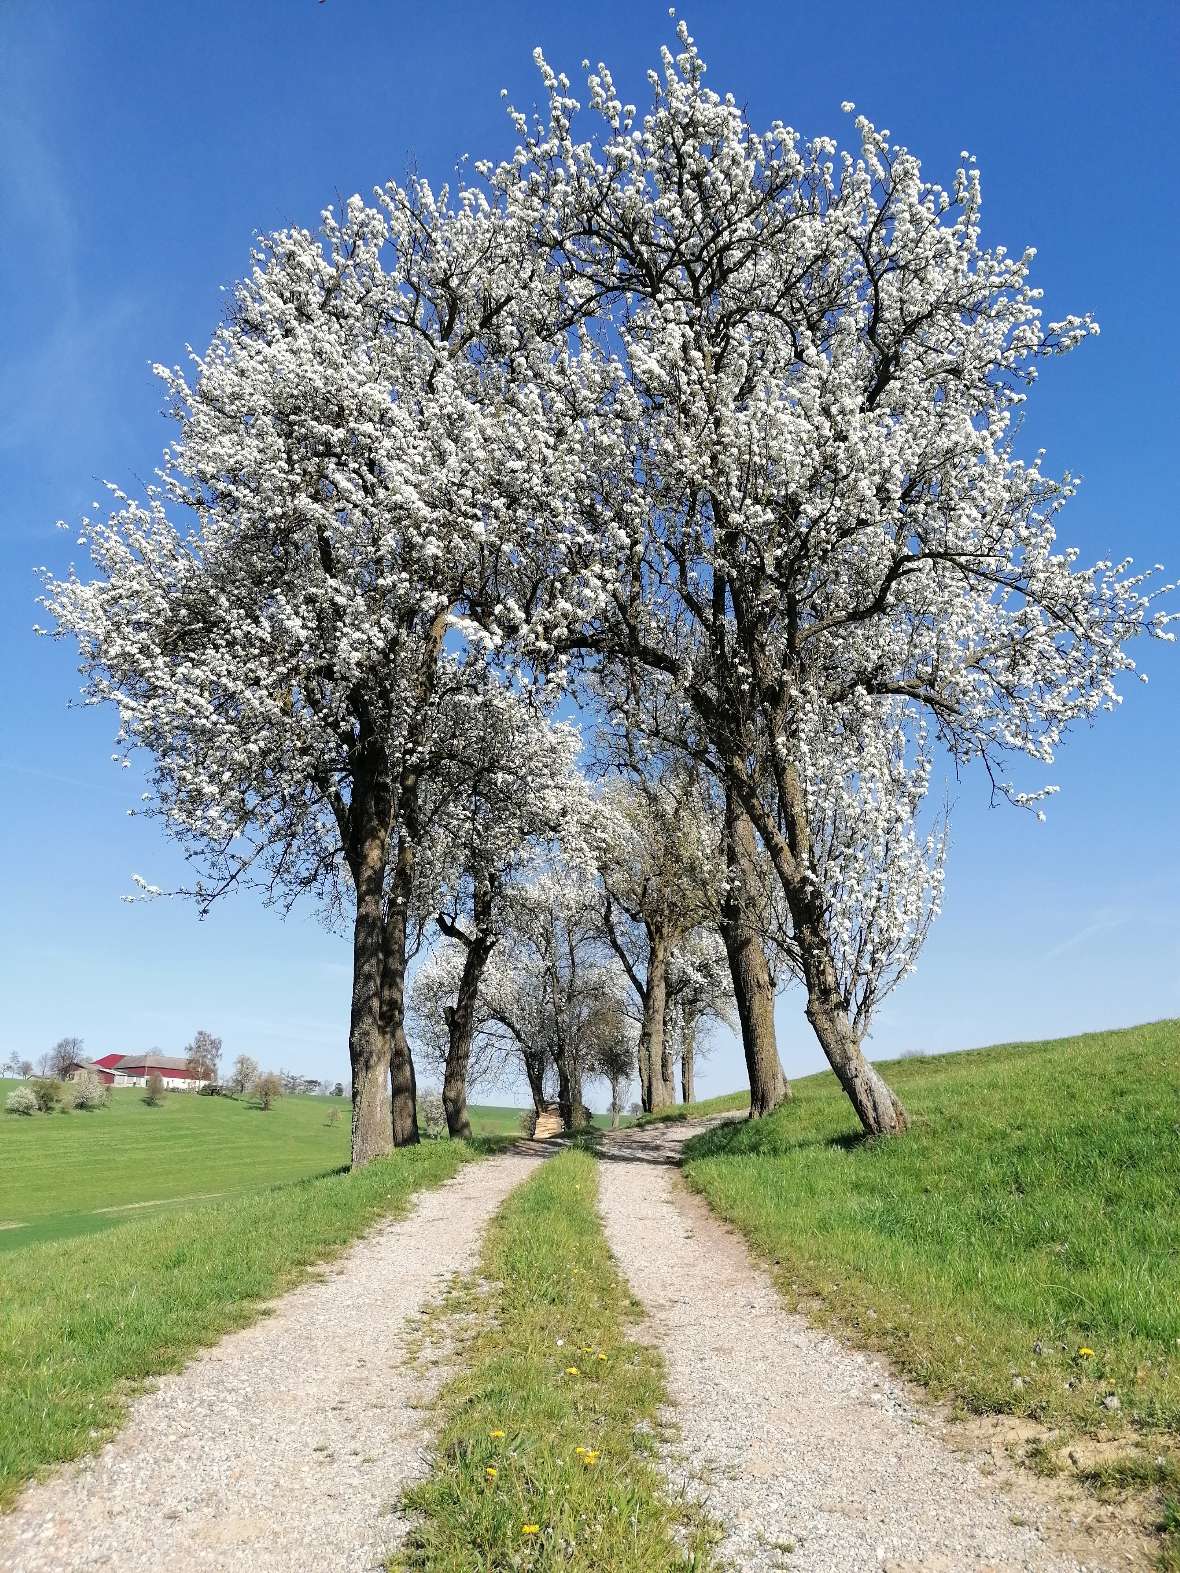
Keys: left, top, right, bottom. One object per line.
{"left": 92, "top": 1053, "right": 126, "bottom": 1069}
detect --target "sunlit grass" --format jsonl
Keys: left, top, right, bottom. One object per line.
{"left": 396, "top": 1147, "right": 716, "bottom": 1571}
{"left": 681, "top": 1020, "right": 1180, "bottom": 1439}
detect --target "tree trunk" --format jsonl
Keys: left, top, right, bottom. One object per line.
{"left": 641, "top": 929, "right": 672, "bottom": 1110}
{"left": 522, "top": 1046, "right": 547, "bottom": 1113}
{"left": 796, "top": 915, "right": 908, "bottom": 1134}
{"left": 347, "top": 781, "right": 394, "bottom": 1169}
{"left": 720, "top": 791, "right": 790, "bottom": 1118}
{"left": 381, "top": 853, "right": 419, "bottom": 1148}
{"left": 754, "top": 765, "right": 908, "bottom": 1136}
{"left": 555, "top": 1048, "right": 583, "bottom": 1130}
{"left": 441, "top": 911, "right": 496, "bottom": 1140}
{"left": 636, "top": 1033, "right": 654, "bottom": 1113}
{"left": 681, "top": 1020, "right": 695, "bottom": 1105}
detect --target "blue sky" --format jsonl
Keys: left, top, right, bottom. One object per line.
{"left": 1, "top": 0, "right": 1176, "bottom": 1101}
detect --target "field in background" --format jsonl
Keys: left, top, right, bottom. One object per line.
{"left": 679, "top": 1021, "right": 1180, "bottom": 1451}
{"left": 0, "top": 1083, "right": 527, "bottom": 1251}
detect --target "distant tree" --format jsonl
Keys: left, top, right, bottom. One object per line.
{"left": 184, "top": 1029, "right": 222, "bottom": 1083}
{"left": 228, "top": 1054, "right": 258, "bottom": 1096}
{"left": 252, "top": 1071, "right": 282, "bottom": 1111}
{"left": 144, "top": 1071, "right": 165, "bottom": 1106}
{"left": 5, "top": 1086, "right": 38, "bottom": 1115}
{"left": 331, "top": 1082, "right": 345, "bottom": 1099}
{"left": 49, "top": 1038, "right": 84, "bottom": 1079}
{"left": 2, "top": 1052, "right": 34, "bottom": 1078}
{"left": 29, "top": 1078, "right": 63, "bottom": 1113}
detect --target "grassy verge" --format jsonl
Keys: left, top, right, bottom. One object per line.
{"left": 396, "top": 1147, "right": 716, "bottom": 1571}
{"left": 680, "top": 1021, "right": 1180, "bottom": 1445}
{"left": 0, "top": 1139, "right": 484, "bottom": 1508}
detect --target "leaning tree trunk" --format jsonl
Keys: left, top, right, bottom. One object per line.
{"left": 767, "top": 763, "right": 908, "bottom": 1136}
{"left": 796, "top": 911, "right": 908, "bottom": 1134}
{"left": 641, "top": 930, "right": 672, "bottom": 1111}
{"left": 521, "top": 1046, "right": 547, "bottom": 1114}
{"left": 636, "top": 1033, "right": 654, "bottom": 1113}
{"left": 441, "top": 917, "right": 496, "bottom": 1140}
{"left": 720, "top": 792, "right": 790, "bottom": 1118}
{"left": 347, "top": 774, "right": 394, "bottom": 1169}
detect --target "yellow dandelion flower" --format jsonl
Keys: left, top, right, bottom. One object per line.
{"left": 486, "top": 1466, "right": 498, "bottom": 1478}
{"left": 1078, "top": 1346, "right": 1096, "bottom": 1358}
{"left": 581, "top": 1450, "right": 600, "bottom": 1466}
{"left": 521, "top": 1524, "right": 540, "bottom": 1535}
{"left": 575, "top": 1446, "right": 587, "bottom": 1454}
{"left": 596, "top": 1353, "right": 607, "bottom": 1362}
{"left": 565, "top": 1366, "right": 580, "bottom": 1376}
{"left": 489, "top": 1429, "right": 505, "bottom": 1439}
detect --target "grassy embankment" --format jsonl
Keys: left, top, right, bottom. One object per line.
{"left": 396, "top": 1146, "right": 717, "bottom": 1571}
{"left": 0, "top": 1086, "right": 519, "bottom": 1508}
{"left": 670, "top": 1021, "right": 1180, "bottom": 1556}
{"left": 0, "top": 1083, "right": 525, "bottom": 1251}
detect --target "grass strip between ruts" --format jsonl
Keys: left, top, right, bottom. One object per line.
{"left": 395, "top": 1146, "right": 717, "bottom": 1571}
{"left": 0, "top": 1138, "right": 486, "bottom": 1509}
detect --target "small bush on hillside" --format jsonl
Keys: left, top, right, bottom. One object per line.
{"left": 144, "top": 1072, "right": 166, "bottom": 1106}
{"left": 251, "top": 1071, "right": 282, "bottom": 1110}
{"left": 325, "top": 1107, "right": 341, "bottom": 1127}
{"left": 197, "top": 1082, "right": 224, "bottom": 1096}
{"left": 5, "top": 1086, "right": 38, "bottom": 1116}
{"left": 419, "top": 1088, "right": 447, "bottom": 1139}
{"left": 68, "top": 1071, "right": 110, "bottom": 1110}
{"left": 29, "top": 1078, "right": 63, "bottom": 1113}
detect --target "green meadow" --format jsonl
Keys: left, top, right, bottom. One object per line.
{"left": 0, "top": 1082, "right": 526, "bottom": 1252}
{"left": 678, "top": 1020, "right": 1180, "bottom": 1441}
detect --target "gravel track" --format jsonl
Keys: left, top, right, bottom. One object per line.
{"left": 597, "top": 1121, "right": 1123, "bottom": 1573}
{"left": 0, "top": 1144, "right": 550, "bottom": 1573}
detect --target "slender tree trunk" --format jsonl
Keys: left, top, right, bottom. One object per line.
{"left": 719, "top": 791, "right": 790, "bottom": 1118}
{"left": 636, "top": 1033, "right": 654, "bottom": 1113}
{"left": 441, "top": 913, "right": 496, "bottom": 1140}
{"left": 381, "top": 851, "right": 419, "bottom": 1147}
{"left": 556, "top": 1048, "right": 583, "bottom": 1130}
{"left": 681, "top": 1020, "right": 695, "bottom": 1105}
{"left": 641, "top": 929, "right": 672, "bottom": 1110}
{"left": 347, "top": 780, "right": 394, "bottom": 1169}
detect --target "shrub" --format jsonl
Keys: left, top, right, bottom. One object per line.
{"left": 5, "top": 1086, "right": 38, "bottom": 1116}
{"left": 68, "top": 1071, "right": 110, "bottom": 1110}
{"left": 29, "top": 1078, "right": 63, "bottom": 1113}
{"left": 144, "top": 1072, "right": 166, "bottom": 1106}
{"left": 419, "top": 1088, "right": 447, "bottom": 1139}
{"left": 251, "top": 1071, "right": 282, "bottom": 1111}
{"left": 197, "top": 1082, "right": 224, "bottom": 1096}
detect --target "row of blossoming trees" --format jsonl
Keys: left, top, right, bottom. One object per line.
{"left": 43, "top": 24, "right": 1171, "bottom": 1167}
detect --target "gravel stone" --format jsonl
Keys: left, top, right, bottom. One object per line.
{"left": 0, "top": 1145, "right": 549, "bottom": 1573}
{"left": 596, "top": 1121, "right": 1110, "bottom": 1573}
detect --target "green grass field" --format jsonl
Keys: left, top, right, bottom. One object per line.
{"left": 679, "top": 1020, "right": 1180, "bottom": 1446}
{"left": 397, "top": 1147, "right": 716, "bottom": 1571}
{"left": 0, "top": 1083, "right": 527, "bottom": 1252}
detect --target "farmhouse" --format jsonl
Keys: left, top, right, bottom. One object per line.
{"left": 66, "top": 1054, "right": 211, "bottom": 1091}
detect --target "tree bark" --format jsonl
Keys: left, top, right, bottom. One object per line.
{"left": 641, "top": 928, "right": 672, "bottom": 1110}
{"left": 719, "top": 791, "right": 790, "bottom": 1119}
{"left": 521, "top": 1046, "right": 547, "bottom": 1113}
{"left": 381, "top": 846, "right": 419, "bottom": 1147}
{"left": 440, "top": 894, "right": 497, "bottom": 1140}
{"left": 680, "top": 1019, "right": 695, "bottom": 1105}
{"left": 796, "top": 913, "right": 908, "bottom": 1134}
{"left": 347, "top": 772, "right": 394, "bottom": 1169}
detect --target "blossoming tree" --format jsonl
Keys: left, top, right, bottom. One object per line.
{"left": 500, "top": 22, "right": 1174, "bottom": 1132}
{"left": 42, "top": 180, "right": 613, "bottom": 1166}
